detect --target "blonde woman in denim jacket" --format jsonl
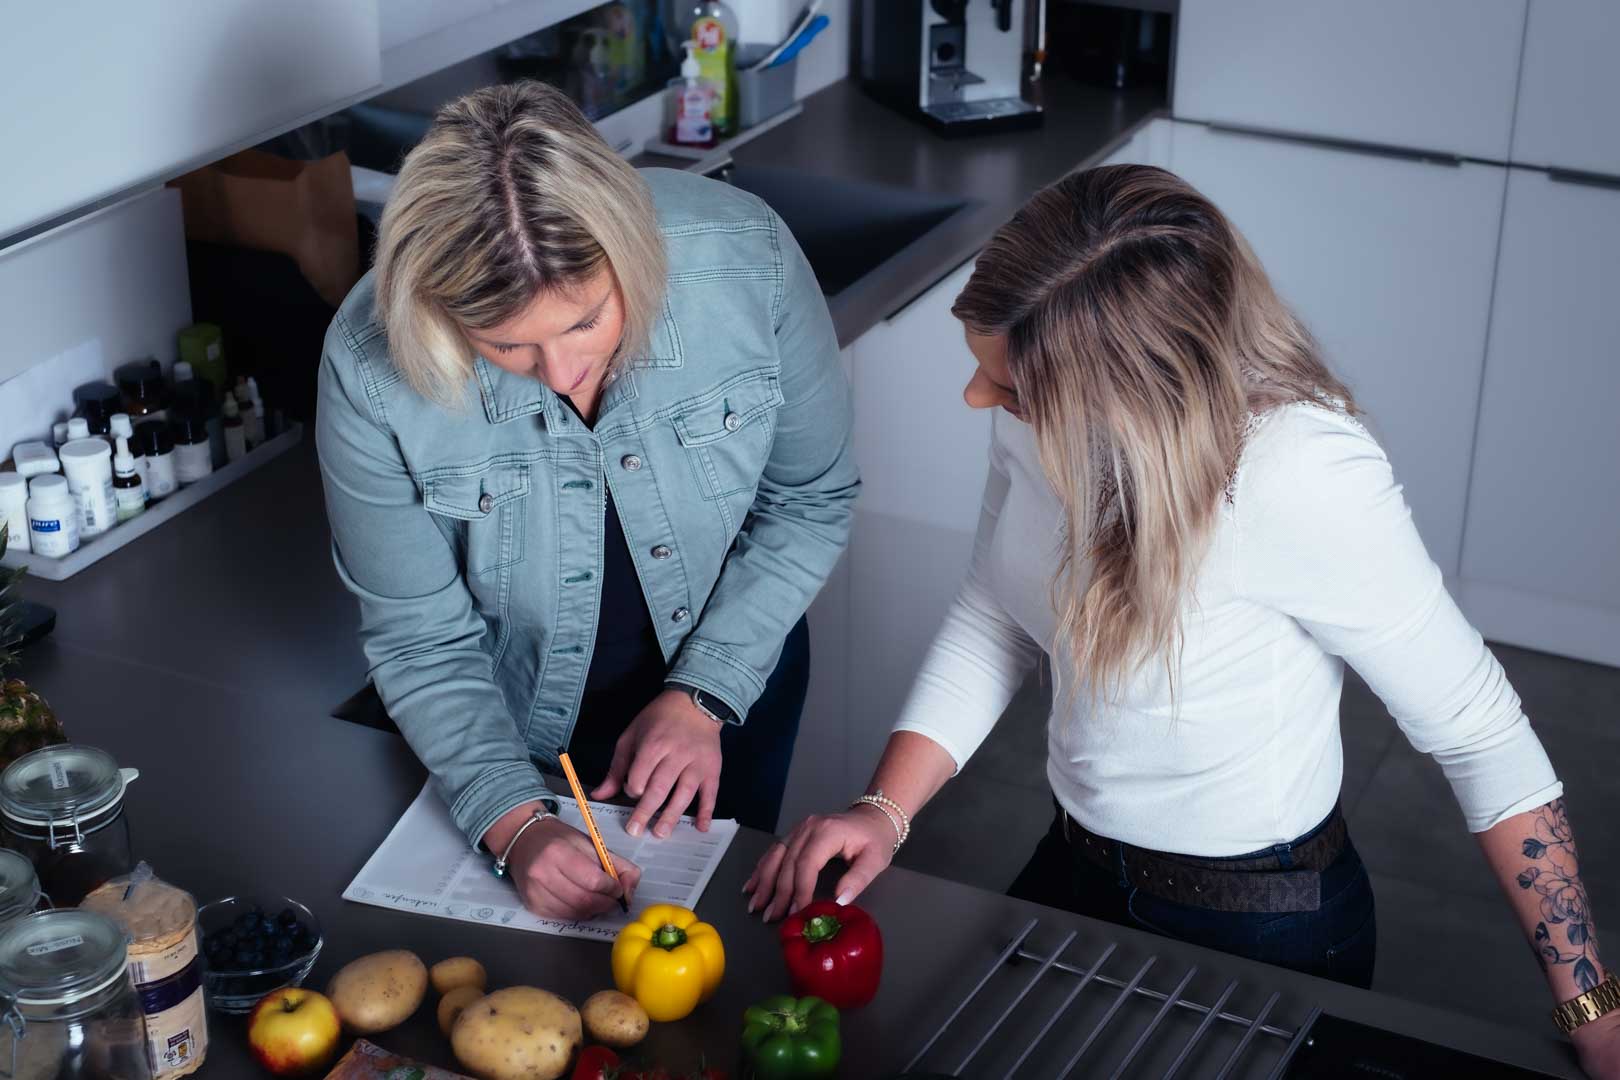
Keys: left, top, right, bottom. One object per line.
{"left": 318, "top": 82, "right": 857, "bottom": 921}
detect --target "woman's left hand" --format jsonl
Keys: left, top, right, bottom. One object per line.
{"left": 1574, "top": 1013, "right": 1620, "bottom": 1078}
{"left": 591, "top": 689, "right": 722, "bottom": 837}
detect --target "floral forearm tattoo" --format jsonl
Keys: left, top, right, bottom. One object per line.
{"left": 1518, "top": 798, "right": 1603, "bottom": 992}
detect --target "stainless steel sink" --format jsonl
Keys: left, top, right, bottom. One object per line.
{"left": 722, "top": 164, "right": 975, "bottom": 296}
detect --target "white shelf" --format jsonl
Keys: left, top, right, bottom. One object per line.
{"left": 3, "top": 425, "right": 304, "bottom": 582}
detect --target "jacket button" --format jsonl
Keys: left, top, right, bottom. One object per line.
{"left": 651, "top": 545, "right": 672, "bottom": 560}
{"left": 478, "top": 493, "right": 495, "bottom": 514}
{"left": 723, "top": 412, "right": 742, "bottom": 433}
{"left": 672, "top": 607, "right": 690, "bottom": 622}
{"left": 621, "top": 454, "right": 642, "bottom": 471}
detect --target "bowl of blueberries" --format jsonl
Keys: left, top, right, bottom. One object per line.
{"left": 197, "top": 895, "right": 323, "bottom": 1013}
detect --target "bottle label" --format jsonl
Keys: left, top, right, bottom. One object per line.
{"left": 173, "top": 442, "right": 213, "bottom": 485}
{"left": 128, "top": 929, "right": 208, "bottom": 1078}
{"left": 145, "top": 455, "right": 179, "bottom": 499}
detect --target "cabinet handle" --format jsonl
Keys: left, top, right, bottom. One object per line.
{"left": 1547, "top": 167, "right": 1620, "bottom": 192}
{"left": 1203, "top": 121, "right": 1464, "bottom": 168}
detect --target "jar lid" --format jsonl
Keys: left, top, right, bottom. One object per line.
{"left": 133, "top": 420, "right": 174, "bottom": 456}
{"left": 0, "top": 474, "right": 24, "bottom": 493}
{"left": 0, "top": 745, "right": 127, "bottom": 828}
{"left": 0, "top": 852, "right": 40, "bottom": 923}
{"left": 71, "top": 382, "right": 121, "bottom": 411}
{"left": 58, "top": 439, "right": 112, "bottom": 464}
{"left": 0, "top": 910, "right": 129, "bottom": 1006}
{"left": 27, "top": 475, "right": 69, "bottom": 499}
{"left": 114, "top": 359, "right": 167, "bottom": 404}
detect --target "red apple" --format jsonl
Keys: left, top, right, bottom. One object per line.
{"left": 248, "top": 987, "right": 342, "bottom": 1076}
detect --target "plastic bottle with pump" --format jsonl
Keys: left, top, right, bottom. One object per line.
{"left": 669, "top": 41, "right": 718, "bottom": 146}
{"left": 679, "top": 1, "right": 738, "bottom": 137}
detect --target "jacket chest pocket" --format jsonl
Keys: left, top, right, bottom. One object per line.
{"left": 421, "top": 462, "right": 531, "bottom": 574}
{"left": 672, "top": 370, "right": 784, "bottom": 501}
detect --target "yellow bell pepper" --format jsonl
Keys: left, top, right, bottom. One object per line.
{"left": 611, "top": 903, "right": 725, "bottom": 1022}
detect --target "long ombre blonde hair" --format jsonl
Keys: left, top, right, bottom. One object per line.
{"left": 373, "top": 80, "right": 666, "bottom": 405}
{"left": 953, "top": 164, "right": 1357, "bottom": 704}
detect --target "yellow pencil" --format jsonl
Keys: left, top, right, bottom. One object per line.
{"left": 557, "top": 749, "right": 629, "bottom": 914}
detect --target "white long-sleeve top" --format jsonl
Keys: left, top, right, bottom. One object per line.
{"left": 894, "top": 403, "right": 1561, "bottom": 855}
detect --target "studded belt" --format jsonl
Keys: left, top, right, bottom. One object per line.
{"left": 1059, "top": 806, "right": 1349, "bottom": 914}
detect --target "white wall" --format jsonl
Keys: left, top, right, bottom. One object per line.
{"left": 0, "top": 188, "right": 192, "bottom": 451}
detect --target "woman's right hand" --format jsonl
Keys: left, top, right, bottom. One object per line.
{"left": 495, "top": 814, "right": 641, "bottom": 921}
{"left": 744, "top": 804, "right": 898, "bottom": 922}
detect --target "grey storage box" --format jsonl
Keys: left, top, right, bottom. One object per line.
{"left": 736, "top": 45, "right": 799, "bottom": 130}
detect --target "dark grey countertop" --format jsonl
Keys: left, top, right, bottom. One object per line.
{"left": 7, "top": 77, "right": 1582, "bottom": 1076}
{"left": 14, "top": 451, "right": 1579, "bottom": 1080}
{"left": 641, "top": 77, "right": 1168, "bottom": 349}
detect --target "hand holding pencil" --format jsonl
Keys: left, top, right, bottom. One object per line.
{"left": 482, "top": 785, "right": 640, "bottom": 922}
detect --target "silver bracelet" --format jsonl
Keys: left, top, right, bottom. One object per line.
{"left": 491, "top": 808, "right": 553, "bottom": 878}
{"left": 852, "top": 789, "right": 912, "bottom": 853}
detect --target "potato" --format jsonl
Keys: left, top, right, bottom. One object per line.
{"left": 431, "top": 956, "right": 488, "bottom": 995}
{"left": 451, "top": 987, "right": 581, "bottom": 1080}
{"left": 581, "top": 990, "right": 648, "bottom": 1049}
{"left": 326, "top": 949, "right": 428, "bottom": 1034}
{"left": 438, "top": 985, "right": 485, "bottom": 1036}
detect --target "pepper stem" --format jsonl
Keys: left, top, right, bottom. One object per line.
{"left": 801, "top": 913, "right": 842, "bottom": 944}
{"left": 772, "top": 1004, "right": 808, "bottom": 1035}
{"left": 652, "top": 923, "right": 688, "bottom": 950}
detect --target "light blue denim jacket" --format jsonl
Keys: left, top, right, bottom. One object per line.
{"left": 318, "top": 168, "right": 858, "bottom": 847}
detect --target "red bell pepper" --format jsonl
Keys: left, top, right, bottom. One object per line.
{"left": 778, "top": 900, "right": 883, "bottom": 1008}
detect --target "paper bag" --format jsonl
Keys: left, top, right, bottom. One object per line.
{"left": 172, "top": 150, "right": 359, "bottom": 308}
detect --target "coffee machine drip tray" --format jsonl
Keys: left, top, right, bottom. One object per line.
{"left": 924, "top": 96, "right": 1042, "bottom": 127}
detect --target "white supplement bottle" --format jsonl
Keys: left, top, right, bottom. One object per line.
{"left": 59, "top": 438, "right": 118, "bottom": 538}
{"left": 27, "top": 474, "right": 80, "bottom": 557}
{"left": 0, "top": 474, "right": 30, "bottom": 554}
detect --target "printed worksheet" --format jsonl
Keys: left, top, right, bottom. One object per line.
{"left": 343, "top": 782, "right": 738, "bottom": 941}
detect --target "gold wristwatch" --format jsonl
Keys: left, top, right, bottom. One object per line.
{"left": 1553, "top": 974, "right": 1620, "bottom": 1035}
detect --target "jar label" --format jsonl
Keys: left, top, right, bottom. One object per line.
{"left": 26, "top": 933, "right": 83, "bottom": 955}
{"left": 48, "top": 760, "right": 70, "bottom": 790}
{"left": 130, "top": 929, "right": 208, "bottom": 1079}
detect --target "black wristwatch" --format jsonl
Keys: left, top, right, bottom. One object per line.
{"left": 669, "top": 683, "right": 738, "bottom": 725}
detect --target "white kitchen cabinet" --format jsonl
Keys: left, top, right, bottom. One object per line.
{"left": 850, "top": 260, "right": 989, "bottom": 534}
{"left": 1510, "top": 0, "right": 1620, "bottom": 177}
{"left": 382, "top": 0, "right": 498, "bottom": 51}
{"left": 1174, "top": 0, "right": 1526, "bottom": 161}
{"left": 2, "top": 3, "right": 381, "bottom": 243}
{"left": 835, "top": 262, "right": 992, "bottom": 784}
{"left": 1457, "top": 169, "right": 1620, "bottom": 666}
{"left": 1166, "top": 120, "right": 1507, "bottom": 579}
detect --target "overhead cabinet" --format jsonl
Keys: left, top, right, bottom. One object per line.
{"left": 1510, "top": 0, "right": 1620, "bottom": 178}
{"left": 1, "top": 2, "right": 382, "bottom": 242}
{"left": 1173, "top": 0, "right": 1526, "bottom": 160}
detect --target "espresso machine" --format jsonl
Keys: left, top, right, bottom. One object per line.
{"left": 860, "top": 0, "right": 1043, "bottom": 135}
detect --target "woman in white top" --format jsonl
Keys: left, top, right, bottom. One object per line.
{"left": 745, "top": 165, "right": 1619, "bottom": 1068}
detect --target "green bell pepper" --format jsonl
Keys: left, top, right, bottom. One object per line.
{"left": 740, "top": 995, "right": 841, "bottom": 1079}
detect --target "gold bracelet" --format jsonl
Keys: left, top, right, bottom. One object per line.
{"left": 1553, "top": 974, "right": 1620, "bottom": 1035}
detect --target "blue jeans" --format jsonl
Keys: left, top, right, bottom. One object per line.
{"left": 563, "top": 616, "right": 810, "bottom": 834}
{"left": 1007, "top": 806, "right": 1378, "bottom": 989}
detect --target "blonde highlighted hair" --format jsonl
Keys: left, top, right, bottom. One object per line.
{"left": 373, "top": 80, "right": 666, "bottom": 404}
{"left": 953, "top": 164, "right": 1356, "bottom": 704}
